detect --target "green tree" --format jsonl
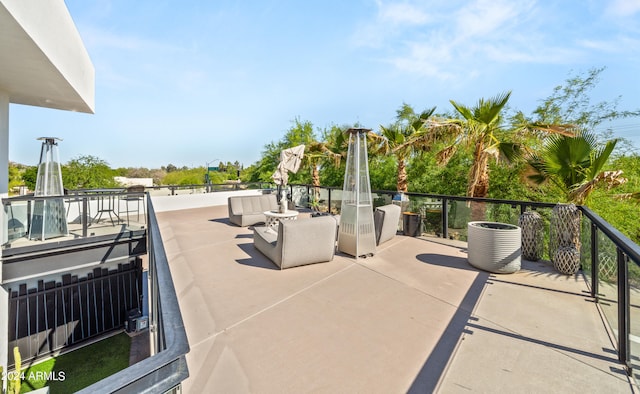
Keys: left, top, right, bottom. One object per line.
{"left": 533, "top": 67, "right": 640, "bottom": 131}
{"left": 8, "top": 162, "right": 24, "bottom": 192}
{"left": 447, "top": 92, "right": 514, "bottom": 199}
{"left": 163, "top": 164, "right": 178, "bottom": 173}
{"left": 62, "top": 155, "right": 119, "bottom": 189}
{"left": 526, "top": 131, "right": 626, "bottom": 204}
{"left": 372, "top": 103, "right": 454, "bottom": 192}
{"left": 22, "top": 166, "right": 38, "bottom": 190}
{"left": 245, "top": 118, "right": 318, "bottom": 184}
{"left": 162, "top": 167, "right": 223, "bottom": 185}
{"left": 519, "top": 67, "right": 640, "bottom": 155}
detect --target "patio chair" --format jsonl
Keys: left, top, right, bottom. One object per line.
{"left": 253, "top": 216, "right": 337, "bottom": 269}
{"left": 119, "top": 185, "right": 146, "bottom": 225}
{"left": 65, "top": 188, "right": 90, "bottom": 223}
{"left": 374, "top": 204, "right": 401, "bottom": 245}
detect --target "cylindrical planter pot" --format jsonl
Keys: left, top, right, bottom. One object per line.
{"left": 402, "top": 212, "right": 422, "bottom": 237}
{"left": 519, "top": 211, "right": 543, "bottom": 261}
{"left": 468, "top": 221, "right": 521, "bottom": 274}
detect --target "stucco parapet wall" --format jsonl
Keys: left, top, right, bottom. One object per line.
{"left": 0, "top": 0, "right": 95, "bottom": 113}
{"left": 151, "top": 189, "right": 265, "bottom": 212}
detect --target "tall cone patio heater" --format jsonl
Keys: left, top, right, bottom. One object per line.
{"left": 338, "top": 128, "right": 376, "bottom": 258}
{"left": 28, "top": 137, "right": 68, "bottom": 240}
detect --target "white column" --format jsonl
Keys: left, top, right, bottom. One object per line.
{"left": 0, "top": 90, "right": 9, "bottom": 390}
{"left": 0, "top": 91, "right": 8, "bottom": 244}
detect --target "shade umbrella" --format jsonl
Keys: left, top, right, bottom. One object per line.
{"left": 272, "top": 144, "right": 305, "bottom": 212}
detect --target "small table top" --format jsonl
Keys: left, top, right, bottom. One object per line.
{"left": 264, "top": 210, "right": 299, "bottom": 219}
{"left": 264, "top": 210, "right": 299, "bottom": 228}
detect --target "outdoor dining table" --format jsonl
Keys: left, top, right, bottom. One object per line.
{"left": 82, "top": 188, "right": 124, "bottom": 225}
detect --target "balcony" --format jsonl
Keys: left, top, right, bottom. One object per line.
{"left": 149, "top": 184, "right": 638, "bottom": 392}
{"left": 3, "top": 184, "right": 639, "bottom": 392}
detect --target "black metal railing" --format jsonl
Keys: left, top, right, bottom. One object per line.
{"left": 75, "top": 195, "right": 189, "bottom": 393}
{"left": 147, "top": 182, "right": 273, "bottom": 196}
{"left": 7, "top": 261, "right": 142, "bottom": 364}
{"left": 2, "top": 188, "right": 146, "bottom": 248}
{"left": 288, "top": 183, "right": 640, "bottom": 375}
{"left": 4, "top": 181, "right": 639, "bottom": 382}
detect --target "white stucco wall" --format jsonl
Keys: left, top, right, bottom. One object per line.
{"left": 151, "top": 189, "right": 265, "bottom": 212}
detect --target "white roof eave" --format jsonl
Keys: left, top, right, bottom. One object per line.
{"left": 0, "top": 0, "right": 95, "bottom": 114}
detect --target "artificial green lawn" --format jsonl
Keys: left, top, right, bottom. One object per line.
{"left": 19, "top": 333, "right": 131, "bottom": 393}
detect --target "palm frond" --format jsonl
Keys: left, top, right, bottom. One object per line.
{"left": 496, "top": 142, "right": 523, "bottom": 163}
{"left": 587, "top": 139, "right": 618, "bottom": 179}
{"left": 568, "top": 170, "right": 627, "bottom": 204}
{"left": 449, "top": 99, "right": 474, "bottom": 120}
{"left": 523, "top": 123, "right": 578, "bottom": 137}
{"left": 614, "top": 192, "right": 640, "bottom": 202}
{"left": 475, "top": 91, "right": 512, "bottom": 125}
{"left": 435, "top": 144, "right": 458, "bottom": 166}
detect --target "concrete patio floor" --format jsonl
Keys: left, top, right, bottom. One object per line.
{"left": 156, "top": 204, "right": 636, "bottom": 393}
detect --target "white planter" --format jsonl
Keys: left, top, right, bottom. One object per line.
{"left": 468, "top": 221, "right": 521, "bottom": 274}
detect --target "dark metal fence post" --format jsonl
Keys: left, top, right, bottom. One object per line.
{"left": 441, "top": 198, "right": 449, "bottom": 239}
{"left": 617, "top": 247, "right": 631, "bottom": 375}
{"left": 328, "top": 188, "right": 332, "bottom": 213}
{"left": 82, "top": 196, "right": 88, "bottom": 238}
{"left": 590, "top": 223, "right": 599, "bottom": 300}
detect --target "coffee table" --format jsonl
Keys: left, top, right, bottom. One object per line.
{"left": 264, "top": 210, "right": 299, "bottom": 228}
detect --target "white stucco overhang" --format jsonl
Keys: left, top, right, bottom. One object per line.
{"left": 0, "top": 2, "right": 95, "bottom": 377}
{"left": 0, "top": 0, "right": 95, "bottom": 113}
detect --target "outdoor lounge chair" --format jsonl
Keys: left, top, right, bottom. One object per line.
{"left": 374, "top": 204, "right": 401, "bottom": 245}
{"left": 228, "top": 194, "right": 278, "bottom": 227}
{"left": 253, "top": 216, "right": 338, "bottom": 269}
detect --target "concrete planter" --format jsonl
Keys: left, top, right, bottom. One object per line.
{"left": 468, "top": 221, "right": 521, "bottom": 274}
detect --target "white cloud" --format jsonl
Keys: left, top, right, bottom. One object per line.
{"left": 351, "top": 1, "right": 433, "bottom": 48}
{"left": 377, "top": 1, "right": 431, "bottom": 25}
{"left": 454, "top": 0, "right": 525, "bottom": 40}
{"left": 81, "top": 25, "right": 183, "bottom": 53}
{"left": 578, "top": 35, "right": 640, "bottom": 55}
{"left": 353, "top": 0, "right": 596, "bottom": 81}
{"left": 606, "top": 0, "right": 640, "bottom": 17}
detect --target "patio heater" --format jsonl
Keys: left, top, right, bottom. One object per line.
{"left": 337, "top": 128, "right": 376, "bottom": 258}
{"left": 28, "top": 137, "right": 68, "bottom": 240}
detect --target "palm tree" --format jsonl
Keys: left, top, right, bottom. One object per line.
{"left": 446, "top": 92, "right": 514, "bottom": 199}
{"left": 303, "top": 126, "right": 347, "bottom": 210}
{"left": 526, "top": 131, "right": 626, "bottom": 204}
{"left": 372, "top": 103, "right": 454, "bottom": 193}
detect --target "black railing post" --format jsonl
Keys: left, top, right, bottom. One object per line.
{"left": 328, "top": 188, "right": 332, "bottom": 213}
{"left": 590, "top": 223, "right": 599, "bottom": 300}
{"left": 617, "top": 247, "right": 631, "bottom": 375}
{"left": 441, "top": 198, "right": 449, "bottom": 240}
{"left": 82, "top": 195, "right": 88, "bottom": 238}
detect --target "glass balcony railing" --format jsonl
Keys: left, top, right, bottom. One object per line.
{"left": 287, "top": 183, "right": 640, "bottom": 377}
{"left": 2, "top": 188, "right": 147, "bottom": 250}
{"left": 3, "top": 182, "right": 640, "bottom": 388}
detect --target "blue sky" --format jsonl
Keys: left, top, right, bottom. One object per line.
{"left": 8, "top": 0, "right": 640, "bottom": 168}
